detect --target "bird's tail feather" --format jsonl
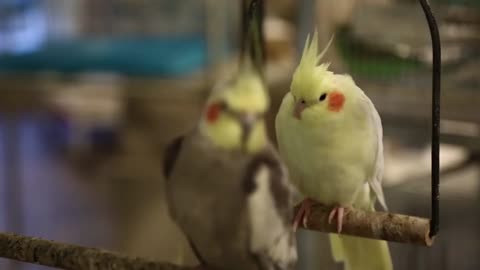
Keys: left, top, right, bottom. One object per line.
{"left": 329, "top": 234, "right": 392, "bottom": 270}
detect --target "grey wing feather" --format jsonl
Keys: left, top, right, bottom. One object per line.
{"left": 360, "top": 92, "right": 388, "bottom": 210}
{"left": 163, "top": 136, "right": 184, "bottom": 179}
{"left": 245, "top": 148, "right": 297, "bottom": 270}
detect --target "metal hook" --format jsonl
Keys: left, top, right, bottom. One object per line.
{"left": 418, "top": 0, "right": 441, "bottom": 238}
{"left": 240, "top": 0, "right": 265, "bottom": 78}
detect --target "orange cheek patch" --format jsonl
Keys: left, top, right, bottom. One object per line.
{"left": 328, "top": 91, "right": 345, "bottom": 112}
{"left": 206, "top": 103, "right": 221, "bottom": 123}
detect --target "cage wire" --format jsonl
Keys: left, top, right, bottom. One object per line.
{"left": 418, "top": 0, "right": 441, "bottom": 238}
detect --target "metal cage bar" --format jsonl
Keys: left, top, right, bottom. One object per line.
{"left": 418, "top": 0, "right": 441, "bottom": 237}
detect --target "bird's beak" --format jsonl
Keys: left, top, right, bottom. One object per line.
{"left": 294, "top": 101, "right": 306, "bottom": 120}
{"left": 240, "top": 113, "right": 257, "bottom": 144}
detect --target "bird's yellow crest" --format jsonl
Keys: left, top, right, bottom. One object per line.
{"left": 291, "top": 31, "right": 334, "bottom": 102}
{"left": 222, "top": 69, "right": 269, "bottom": 113}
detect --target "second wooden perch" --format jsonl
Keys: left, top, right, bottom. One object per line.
{"left": 0, "top": 232, "right": 197, "bottom": 270}
{"left": 296, "top": 203, "right": 435, "bottom": 246}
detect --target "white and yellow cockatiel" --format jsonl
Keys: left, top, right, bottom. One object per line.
{"left": 275, "top": 32, "right": 393, "bottom": 270}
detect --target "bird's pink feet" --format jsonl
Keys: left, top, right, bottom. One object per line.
{"left": 293, "top": 198, "right": 315, "bottom": 232}
{"left": 328, "top": 206, "right": 349, "bottom": 233}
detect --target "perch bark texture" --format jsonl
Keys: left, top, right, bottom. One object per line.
{"left": 0, "top": 207, "right": 435, "bottom": 269}
{"left": 0, "top": 232, "right": 197, "bottom": 270}
{"left": 296, "top": 203, "right": 435, "bottom": 246}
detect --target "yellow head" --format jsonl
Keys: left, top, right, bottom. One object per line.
{"left": 289, "top": 31, "right": 360, "bottom": 124}
{"left": 200, "top": 69, "right": 270, "bottom": 153}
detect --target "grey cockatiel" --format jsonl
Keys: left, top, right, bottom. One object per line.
{"left": 163, "top": 1, "right": 297, "bottom": 269}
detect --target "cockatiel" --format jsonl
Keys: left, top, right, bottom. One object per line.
{"left": 164, "top": 69, "right": 297, "bottom": 270}
{"left": 275, "top": 31, "right": 393, "bottom": 270}
{"left": 163, "top": 2, "right": 297, "bottom": 269}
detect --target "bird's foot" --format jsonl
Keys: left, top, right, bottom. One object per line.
{"left": 328, "top": 206, "right": 349, "bottom": 233}
{"left": 293, "top": 198, "right": 315, "bottom": 232}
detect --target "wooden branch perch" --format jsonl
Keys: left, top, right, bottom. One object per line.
{"left": 0, "top": 205, "right": 435, "bottom": 269}
{"left": 296, "top": 203, "right": 435, "bottom": 246}
{"left": 0, "top": 232, "right": 197, "bottom": 270}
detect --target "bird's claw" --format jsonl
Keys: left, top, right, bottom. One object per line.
{"left": 328, "top": 206, "right": 348, "bottom": 233}
{"left": 293, "top": 198, "right": 314, "bottom": 232}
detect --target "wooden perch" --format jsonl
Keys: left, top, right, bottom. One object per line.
{"left": 296, "top": 203, "right": 435, "bottom": 246}
{"left": 0, "top": 232, "right": 197, "bottom": 270}
{"left": 0, "top": 205, "right": 435, "bottom": 269}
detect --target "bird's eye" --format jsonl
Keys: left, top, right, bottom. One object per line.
{"left": 300, "top": 99, "right": 306, "bottom": 104}
{"left": 218, "top": 101, "right": 227, "bottom": 110}
{"left": 319, "top": 93, "right": 327, "bottom": 101}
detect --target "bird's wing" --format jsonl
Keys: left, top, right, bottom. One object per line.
{"left": 244, "top": 147, "right": 297, "bottom": 270}
{"left": 163, "top": 136, "right": 185, "bottom": 180}
{"left": 359, "top": 91, "right": 388, "bottom": 210}
{"left": 164, "top": 133, "right": 252, "bottom": 268}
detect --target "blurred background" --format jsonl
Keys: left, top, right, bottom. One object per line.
{"left": 0, "top": 0, "right": 479, "bottom": 269}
